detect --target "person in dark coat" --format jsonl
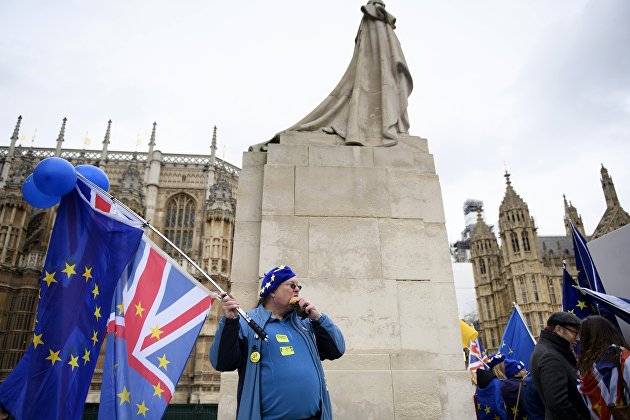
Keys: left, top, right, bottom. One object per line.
{"left": 520, "top": 374, "right": 545, "bottom": 420}
{"left": 501, "top": 359, "right": 528, "bottom": 420}
{"left": 530, "top": 311, "right": 590, "bottom": 419}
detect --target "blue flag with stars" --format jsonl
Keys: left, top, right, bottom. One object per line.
{"left": 499, "top": 304, "right": 536, "bottom": 371}
{"left": 0, "top": 185, "right": 143, "bottom": 419}
{"left": 569, "top": 222, "right": 621, "bottom": 330}
{"left": 562, "top": 261, "right": 595, "bottom": 319}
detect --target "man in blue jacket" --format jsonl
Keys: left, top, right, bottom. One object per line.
{"left": 210, "top": 265, "right": 345, "bottom": 420}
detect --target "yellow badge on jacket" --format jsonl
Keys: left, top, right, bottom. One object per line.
{"left": 275, "top": 334, "right": 289, "bottom": 343}
{"left": 279, "top": 346, "right": 294, "bottom": 356}
{"left": 250, "top": 351, "right": 260, "bottom": 363}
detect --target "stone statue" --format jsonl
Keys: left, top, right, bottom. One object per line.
{"left": 251, "top": 0, "right": 413, "bottom": 151}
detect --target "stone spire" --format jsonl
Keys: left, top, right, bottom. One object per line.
{"left": 563, "top": 194, "right": 585, "bottom": 237}
{"left": 54, "top": 117, "right": 67, "bottom": 157}
{"left": 147, "top": 122, "right": 157, "bottom": 160}
{"left": 100, "top": 119, "right": 112, "bottom": 162}
{"left": 210, "top": 125, "right": 217, "bottom": 167}
{"left": 9, "top": 115, "right": 21, "bottom": 156}
{"left": 498, "top": 172, "right": 540, "bottom": 263}
{"left": 600, "top": 164, "right": 620, "bottom": 209}
{"left": 591, "top": 165, "right": 630, "bottom": 240}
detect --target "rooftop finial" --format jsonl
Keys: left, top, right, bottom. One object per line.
{"left": 504, "top": 171, "right": 511, "bottom": 187}
{"left": 54, "top": 117, "right": 67, "bottom": 156}
{"left": 210, "top": 125, "right": 217, "bottom": 166}
{"left": 103, "top": 119, "right": 112, "bottom": 145}
{"left": 149, "top": 122, "right": 157, "bottom": 147}
{"left": 10, "top": 115, "right": 22, "bottom": 143}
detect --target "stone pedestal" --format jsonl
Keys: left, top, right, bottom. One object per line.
{"left": 219, "top": 133, "right": 474, "bottom": 419}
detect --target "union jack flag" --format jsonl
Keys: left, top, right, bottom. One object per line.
{"left": 468, "top": 337, "right": 489, "bottom": 372}
{"left": 98, "top": 236, "right": 214, "bottom": 419}
{"left": 76, "top": 178, "right": 140, "bottom": 227}
{"left": 579, "top": 347, "right": 630, "bottom": 420}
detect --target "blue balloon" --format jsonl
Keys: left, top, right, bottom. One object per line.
{"left": 76, "top": 164, "right": 110, "bottom": 192}
{"left": 22, "top": 174, "right": 61, "bottom": 208}
{"left": 33, "top": 157, "right": 77, "bottom": 196}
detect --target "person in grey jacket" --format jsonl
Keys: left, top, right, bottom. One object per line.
{"left": 529, "top": 312, "right": 590, "bottom": 420}
{"left": 210, "top": 265, "right": 345, "bottom": 420}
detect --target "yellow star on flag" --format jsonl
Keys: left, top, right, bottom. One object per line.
{"left": 150, "top": 324, "right": 164, "bottom": 340}
{"left": 511, "top": 406, "right": 518, "bottom": 415}
{"left": 94, "top": 306, "right": 102, "bottom": 321}
{"left": 33, "top": 333, "right": 44, "bottom": 349}
{"left": 82, "top": 348, "right": 91, "bottom": 365}
{"left": 508, "top": 348, "right": 513, "bottom": 355}
{"left": 594, "top": 402, "right": 602, "bottom": 415}
{"left": 42, "top": 271, "right": 57, "bottom": 287}
{"left": 117, "top": 386, "right": 131, "bottom": 405}
{"left": 46, "top": 349, "right": 61, "bottom": 365}
{"left": 157, "top": 354, "right": 170, "bottom": 370}
{"left": 68, "top": 354, "right": 79, "bottom": 371}
{"left": 485, "top": 405, "right": 491, "bottom": 415}
{"left": 62, "top": 262, "right": 76, "bottom": 279}
{"left": 82, "top": 267, "right": 93, "bottom": 282}
{"left": 136, "top": 401, "right": 149, "bottom": 417}
{"left": 91, "top": 330, "right": 99, "bottom": 346}
{"left": 576, "top": 300, "right": 587, "bottom": 310}
{"left": 494, "top": 416, "right": 500, "bottom": 420}
{"left": 92, "top": 284, "right": 99, "bottom": 299}
{"left": 135, "top": 302, "right": 145, "bottom": 317}
{"left": 568, "top": 309, "right": 575, "bottom": 314}
{"left": 116, "top": 300, "right": 125, "bottom": 315}
{"left": 153, "top": 381, "right": 164, "bottom": 398}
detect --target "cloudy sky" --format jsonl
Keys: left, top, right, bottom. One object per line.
{"left": 1, "top": 0, "right": 628, "bottom": 243}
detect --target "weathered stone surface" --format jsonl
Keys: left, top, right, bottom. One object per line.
{"left": 392, "top": 370, "right": 444, "bottom": 419}
{"left": 296, "top": 167, "right": 390, "bottom": 217}
{"left": 373, "top": 146, "right": 415, "bottom": 168}
{"left": 266, "top": 143, "right": 308, "bottom": 166}
{"left": 299, "top": 277, "right": 400, "bottom": 352}
{"left": 325, "top": 370, "right": 395, "bottom": 420}
{"left": 387, "top": 169, "right": 445, "bottom": 222}
{"left": 308, "top": 217, "right": 383, "bottom": 279}
{"left": 217, "top": 372, "right": 238, "bottom": 419}
{"left": 234, "top": 166, "right": 264, "bottom": 223}
{"left": 261, "top": 164, "right": 295, "bottom": 216}
{"left": 309, "top": 145, "right": 374, "bottom": 167}
{"left": 229, "top": 221, "right": 261, "bottom": 286}
{"left": 379, "top": 219, "right": 428, "bottom": 280}
{"left": 258, "top": 215, "right": 308, "bottom": 278}
{"left": 279, "top": 131, "right": 343, "bottom": 146}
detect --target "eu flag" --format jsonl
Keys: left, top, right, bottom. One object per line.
{"left": 569, "top": 222, "right": 621, "bottom": 329}
{"left": 562, "top": 261, "right": 595, "bottom": 319}
{"left": 0, "top": 186, "right": 143, "bottom": 419}
{"left": 498, "top": 304, "right": 536, "bottom": 370}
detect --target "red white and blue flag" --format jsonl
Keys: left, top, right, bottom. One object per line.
{"left": 77, "top": 178, "right": 141, "bottom": 227}
{"left": 579, "top": 348, "right": 630, "bottom": 420}
{"left": 468, "top": 337, "right": 488, "bottom": 372}
{"left": 98, "top": 236, "right": 214, "bottom": 419}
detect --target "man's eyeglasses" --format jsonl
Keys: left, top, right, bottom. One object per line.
{"left": 560, "top": 325, "right": 580, "bottom": 338}
{"left": 286, "top": 283, "right": 303, "bottom": 291}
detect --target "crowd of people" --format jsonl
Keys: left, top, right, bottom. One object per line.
{"left": 474, "top": 312, "right": 630, "bottom": 420}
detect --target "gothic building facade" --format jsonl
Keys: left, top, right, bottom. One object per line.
{"left": 0, "top": 116, "right": 239, "bottom": 407}
{"left": 470, "top": 168, "right": 629, "bottom": 353}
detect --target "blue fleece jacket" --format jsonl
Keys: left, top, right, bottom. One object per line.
{"left": 210, "top": 305, "right": 345, "bottom": 420}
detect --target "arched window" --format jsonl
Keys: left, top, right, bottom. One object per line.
{"left": 522, "top": 232, "right": 531, "bottom": 251}
{"left": 486, "top": 298, "right": 493, "bottom": 319}
{"left": 490, "top": 329, "right": 496, "bottom": 349}
{"left": 520, "top": 280, "right": 528, "bottom": 303}
{"left": 479, "top": 258, "right": 486, "bottom": 274}
{"left": 537, "top": 312, "right": 544, "bottom": 330}
{"left": 525, "top": 313, "right": 532, "bottom": 331}
{"left": 532, "top": 280, "right": 539, "bottom": 301}
{"left": 548, "top": 279, "right": 557, "bottom": 305}
{"left": 511, "top": 232, "right": 520, "bottom": 252}
{"left": 164, "top": 194, "right": 196, "bottom": 257}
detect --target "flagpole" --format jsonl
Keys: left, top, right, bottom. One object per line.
{"left": 512, "top": 302, "right": 536, "bottom": 344}
{"left": 76, "top": 173, "right": 269, "bottom": 341}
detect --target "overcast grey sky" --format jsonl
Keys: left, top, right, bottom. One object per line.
{"left": 1, "top": 0, "right": 628, "bottom": 243}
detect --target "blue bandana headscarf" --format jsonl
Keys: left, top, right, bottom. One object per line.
{"left": 259, "top": 265, "right": 296, "bottom": 298}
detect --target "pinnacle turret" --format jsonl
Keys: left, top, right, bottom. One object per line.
{"left": 54, "top": 117, "right": 67, "bottom": 157}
